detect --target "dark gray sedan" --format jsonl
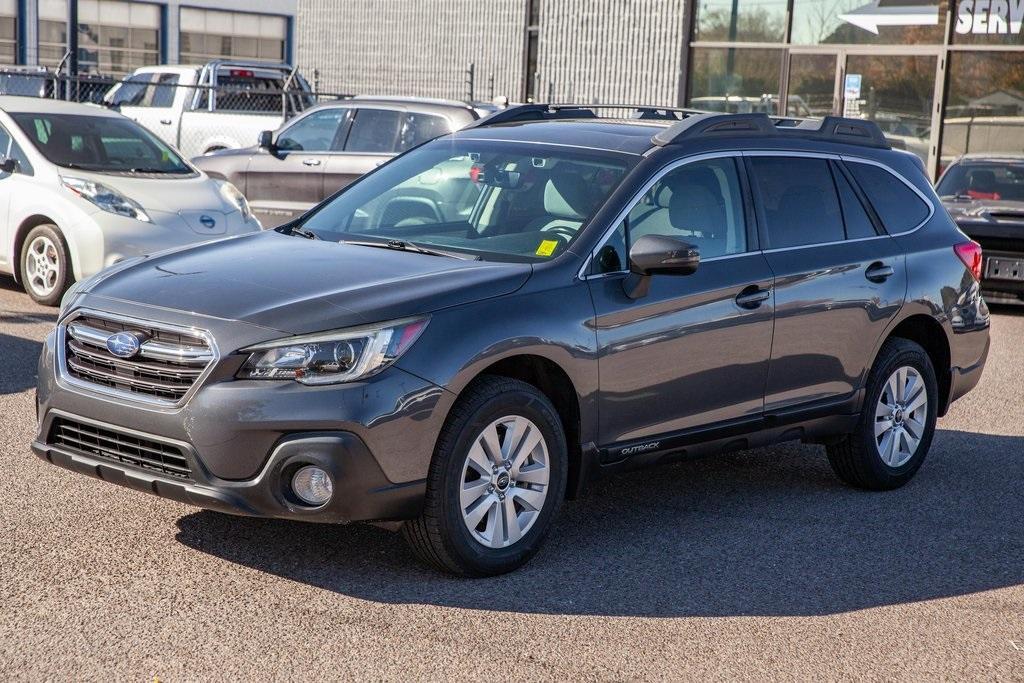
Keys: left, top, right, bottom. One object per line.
{"left": 193, "top": 97, "right": 485, "bottom": 228}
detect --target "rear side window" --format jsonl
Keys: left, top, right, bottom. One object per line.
{"left": 345, "top": 109, "right": 403, "bottom": 153}
{"left": 749, "top": 156, "right": 845, "bottom": 249}
{"left": 847, "top": 162, "right": 930, "bottom": 234}
{"left": 398, "top": 113, "right": 452, "bottom": 152}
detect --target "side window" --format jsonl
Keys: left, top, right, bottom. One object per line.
{"left": 344, "top": 109, "right": 403, "bottom": 154}
{"left": 109, "top": 75, "right": 151, "bottom": 107}
{"left": 833, "top": 163, "right": 878, "bottom": 240}
{"left": 749, "top": 156, "right": 844, "bottom": 249}
{"left": 397, "top": 113, "right": 452, "bottom": 152}
{"left": 276, "top": 109, "right": 349, "bottom": 152}
{"left": 593, "top": 220, "right": 627, "bottom": 274}
{"left": 627, "top": 157, "right": 748, "bottom": 259}
{"left": 149, "top": 73, "right": 179, "bottom": 108}
{"left": 847, "top": 162, "right": 931, "bottom": 234}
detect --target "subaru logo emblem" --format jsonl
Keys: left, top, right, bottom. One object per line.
{"left": 106, "top": 332, "right": 143, "bottom": 359}
{"left": 199, "top": 214, "right": 216, "bottom": 229}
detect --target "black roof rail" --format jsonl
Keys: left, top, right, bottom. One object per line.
{"left": 652, "top": 112, "right": 891, "bottom": 149}
{"left": 465, "top": 102, "right": 715, "bottom": 128}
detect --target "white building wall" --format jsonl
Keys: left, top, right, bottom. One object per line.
{"left": 296, "top": 0, "right": 527, "bottom": 99}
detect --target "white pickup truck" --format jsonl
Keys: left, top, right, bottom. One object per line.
{"left": 103, "top": 60, "right": 315, "bottom": 160}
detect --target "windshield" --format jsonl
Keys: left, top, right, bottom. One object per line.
{"left": 937, "top": 161, "right": 1024, "bottom": 201}
{"left": 299, "top": 138, "right": 637, "bottom": 263}
{"left": 9, "top": 112, "right": 192, "bottom": 174}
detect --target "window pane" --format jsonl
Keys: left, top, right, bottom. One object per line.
{"left": 694, "top": 0, "right": 787, "bottom": 42}
{"left": 791, "top": 0, "right": 947, "bottom": 44}
{"left": 345, "top": 109, "right": 403, "bottom": 153}
{"left": 834, "top": 164, "right": 878, "bottom": 239}
{"left": 936, "top": 161, "right": 1024, "bottom": 201}
{"left": 941, "top": 52, "right": 1024, "bottom": 169}
{"left": 688, "top": 48, "right": 783, "bottom": 115}
{"left": 787, "top": 53, "right": 836, "bottom": 117}
{"left": 398, "top": 113, "right": 452, "bottom": 152}
{"left": 847, "top": 162, "right": 930, "bottom": 233}
{"left": 150, "top": 74, "right": 179, "bottom": 108}
{"left": 594, "top": 220, "right": 627, "bottom": 274}
{"left": 629, "top": 157, "right": 747, "bottom": 258}
{"left": 750, "top": 157, "right": 845, "bottom": 248}
{"left": 278, "top": 109, "right": 348, "bottom": 151}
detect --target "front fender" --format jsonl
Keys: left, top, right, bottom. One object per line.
{"left": 395, "top": 279, "right": 600, "bottom": 444}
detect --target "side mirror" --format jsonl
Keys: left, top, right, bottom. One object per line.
{"left": 623, "top": 234, "right": 700, "bottom": 299}
{"left": 257, "top": 130, "right": 275, "bottom": 151}
{"left": 0, "top": 156, "right": 18, "bottom": 174}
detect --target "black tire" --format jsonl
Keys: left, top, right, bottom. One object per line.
{"left": 827, "top": 338, "right": 938, "bottom": 490}
{"left": 402, "top": 376, "right": 567, "bottom": 577}
{"left": 19, "top": 224, "right": 72, "bottom": 307}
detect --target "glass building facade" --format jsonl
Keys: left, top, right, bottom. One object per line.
{"left": 686, "top": 0, "right": 1024, "bottom": 176}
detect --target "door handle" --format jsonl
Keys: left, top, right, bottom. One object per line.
{"left": 735, "top": 285, "right": 771, "bottom": 309}
{"left": 865, "top": 262, "right": 895, "bottom": 283}
{"left": 302, "top": 158, "right": 322, "bottom": 167}
{"left": 159, "top": 119, "right": 172, "bottom": 125}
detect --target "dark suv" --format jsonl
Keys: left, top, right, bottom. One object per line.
{"left": 33, "top": 105, "right": 990, "bottom": 576}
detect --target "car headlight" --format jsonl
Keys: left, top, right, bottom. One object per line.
{"left": 219, "top": 180, "right": 252, "bottom": 222}
{"left": 237, "top": 317, "right": 429, "bottom": 385}
{"left": 61, "top": 176, "right": 151, "bottom": 222}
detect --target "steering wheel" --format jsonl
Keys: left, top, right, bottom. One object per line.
{"left": 540, "top": 224, "right": 577, "bottom": 242}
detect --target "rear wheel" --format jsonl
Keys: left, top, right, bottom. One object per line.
{"left": 19, "top": 224, "right": 72, "bottom": 306}
{"left": 403, "top": 376, "right": 567, "bottom": 576}
{"left": 827, "top": 338, "right": 938, "bottom": 490}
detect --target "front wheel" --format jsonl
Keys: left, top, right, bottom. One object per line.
{"left": 403, "top": 376, "right": 567, "bottom": 576}
{"left": 19, "top": 224, "right": 72, "bottom": 306}
{"left": 827, "top": 338, "right": 938, "bottom": 490}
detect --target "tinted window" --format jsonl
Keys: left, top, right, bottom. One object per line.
{"left": 936, "top": 162, "right": 1024, "bottom": 201}
{"left": 398, "top": 113, "right": 452, "bottom": 152}
{"left": 594, "top": 220, "right": 627, "bottom": 274}
{"left": 345, "top": 109, "right": 403, "bottom": 153}
{"left": 848, "top": 162, "right": 930, "bottom": 234}
{"left": 277, "top": 109, "right": 349, "bottom": 152}
{"left": 628, "top": 157, "right": 747, "bottom": 258}
{"left": 834, "top": 164, "right": 878, "bottom": 240}
{"left": 750, "top": 157, "right": 844, "bottom": 248}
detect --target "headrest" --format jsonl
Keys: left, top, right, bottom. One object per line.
{"left": 968, "top": 169, "right": 997, "bottom": 191}
{"left": 544, "top": 165, "right": 597, "bottom": 219}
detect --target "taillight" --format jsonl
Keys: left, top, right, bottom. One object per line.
{"left": 954, "top": 241, "right": 983, "bottom": 281}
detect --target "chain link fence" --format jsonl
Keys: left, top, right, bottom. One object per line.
{"left": 0, "top": 67, "right": 353, "bottom": 159}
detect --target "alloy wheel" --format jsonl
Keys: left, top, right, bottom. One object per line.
{"left": 874, "top": 366, "right": 928, "bottom": 468}
{"left": 24, "top": 234, "right": 61, "bottom": 298}
{"left": 459, "top": 415, "right": 550, "bottom": 548}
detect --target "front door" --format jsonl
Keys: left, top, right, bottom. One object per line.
{"left": 785, "top": 50, "right": 940, "bottom": 173}
{"left": 587, "top": 154, "right": 775, "bottom": 454}
{"left": 242, "top": 107, "right": 352, "bottom": 228}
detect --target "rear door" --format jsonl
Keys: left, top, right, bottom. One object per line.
{"left": 746, "top": 153, "right": 908, "bottom": 415}
{"left": 241, "top": 107, "right": 351, "bottom": 228}
{"left": 587, "top": 153, "right": 775, "bottom": 457}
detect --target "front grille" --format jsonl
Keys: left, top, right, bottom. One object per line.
{"left": 62, "top": 314, "right": 214, "bottom": 403}
{"left": 48, "top": 417, "right": 192, "bottom": 479}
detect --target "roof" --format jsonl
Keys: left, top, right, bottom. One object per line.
{"left": 0, "top": 96, "right": 120, "bottom": 116}
{"left": 954, "top": 152, "right": 1024, "bottom": 162}
{"left": 304, "top": 96, "right": 480, "bottom": 124}
{"left": 454, "top": 118, "right": 666, "bottom": 155}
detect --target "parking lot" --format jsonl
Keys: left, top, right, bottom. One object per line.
{"left": 0, "top": 279, "right": 1020, "bottom": 680}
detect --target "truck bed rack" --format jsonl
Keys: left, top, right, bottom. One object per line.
{"left": 467, "top": 103, "right": 891, "bottom": 150}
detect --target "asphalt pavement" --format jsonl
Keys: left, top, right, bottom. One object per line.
{"left": 1, "top": 277, "right": 1022, "bottom": 680}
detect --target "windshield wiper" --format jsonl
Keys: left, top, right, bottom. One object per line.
{"left": 339, "top": 238, "right": 478, "bottom": 260}
{"left": 284, "top": 225, "right": 320, "bottom": 240}
{"left": 127, "top": 167, "right": 184, "bottom": 174}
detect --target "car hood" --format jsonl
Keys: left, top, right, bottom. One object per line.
{"left": 64, "top": 169, "right": 235, "bottom": 215}
{"left": 84, "top": 230, "right": 533, "bottom": 335}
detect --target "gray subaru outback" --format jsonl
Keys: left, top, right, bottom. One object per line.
{"left": 33, "top": 105, "right": 990, "bottom": 576}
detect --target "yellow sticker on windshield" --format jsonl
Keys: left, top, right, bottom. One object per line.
{"left": 536, "top": 240, "right": 559, "bottom": 257}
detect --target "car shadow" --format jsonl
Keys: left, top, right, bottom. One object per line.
{"left": 0, "top": 306, "right": 54, "bottom": 394}
{"left": 174, "top": 428, "right": 1024, "bottom": 617}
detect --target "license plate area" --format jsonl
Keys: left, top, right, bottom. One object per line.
{"left": 985, "top": 257, "right": 1024, "bottom": 281}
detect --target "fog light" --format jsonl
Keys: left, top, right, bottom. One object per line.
{"left": 291, "top": 465, "right": 333, "bottom": 506}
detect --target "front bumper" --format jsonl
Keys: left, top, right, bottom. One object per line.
{"left": 35, "top": 302, "right": 456, "bottom": 523}
{"left": 32, "top": 413, "right": 425, "bottom": 523}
